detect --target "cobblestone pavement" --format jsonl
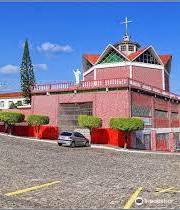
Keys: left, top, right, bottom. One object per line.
{"left": 0, "top": 134, "right": 180, "bottom": 209}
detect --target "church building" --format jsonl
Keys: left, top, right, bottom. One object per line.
{"left": 31, "top": 18, "right": 179, "bottom": 137}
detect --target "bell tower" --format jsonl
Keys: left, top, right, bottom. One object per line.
{"left": 116, "top": 17, "right": 141, "bottom": 55}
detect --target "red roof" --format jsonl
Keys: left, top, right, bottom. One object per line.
{"left": 0, "top": 92, "right": 22, "bottom": 98}
{"left": 83, "top": 54, "right": 100, "bottom": 65}
{"left": 128, "top": 48, "right": 147, "bottom": 60}
{"left": 83, "top": 51, "right": 172, "bottom": 66}
{"left": 159, "top": 55, "right": 172, "bottom": 65}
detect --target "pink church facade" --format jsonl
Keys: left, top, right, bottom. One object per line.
{"left": 30, "top": 26, "right": 180, "bottom": 151}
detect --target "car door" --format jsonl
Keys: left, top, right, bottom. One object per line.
{"left": 78, "top": 133, "right": 87, "bottom": 145}
{"left": 74, "top": 132, "right": 85, "bottom": 146}
{"left": 73, "top": 132, "right": 82, "bottom": 146}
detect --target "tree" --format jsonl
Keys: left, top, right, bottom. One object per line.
{"left": 27, "top": 114, "right": 49, "bottom": 138}
{"left": 0, "top": 111, "right": 25, "bottom": 134}
{"left": 109, "top": 117, "right": 144, "bottom": 149}
{"left": 78, "top": 115, "right": 102, "bottom": 142}
{"left": 20, "top": 40, "right": 35, "bottom": 104}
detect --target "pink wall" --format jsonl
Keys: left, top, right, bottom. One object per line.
{"left": 84, "top": 71, "right": 94, "bottom": 81}
{"left": 132, "top": 92, "right": 152, "bottom": 108}
{"left": 32, "top": 90, "right": 130, "bottom": 127}
{"left": 132, "top": 66, "right": 163, "bottom": 89}
{"left": 95, "top": 66, "right": 130, "bottom": 80}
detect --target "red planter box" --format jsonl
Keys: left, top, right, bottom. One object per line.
{"left": 0, "top": 124, "right": 59, "bottom": 140}
{"left": 92, "top": 128, "right": 131, "bottom": 148}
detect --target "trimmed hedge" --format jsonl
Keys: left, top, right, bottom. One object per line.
{"left": 0, "top": 111, "right": 25, "bottom": 125}
{"left": 27, "top": 114, "right": 49, "bottom": 126}
{"left": 109, "top": 117, "right": 144, "bottom": 131}
{"left": 78, "top": 115, "right": 102, "bottom": 130}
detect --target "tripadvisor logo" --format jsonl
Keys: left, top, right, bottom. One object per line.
{"left": 135, "top": 197, "right": 144, "bottom": 206}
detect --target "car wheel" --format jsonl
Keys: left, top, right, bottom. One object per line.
{"left": 58, "top": 143, "right": 62, "bottom": 146}
{"left": 70, "top": 142, "right": 75, "bottom": 148}
{"left": 85, "top": 141, "right": 90, "bottom": 147}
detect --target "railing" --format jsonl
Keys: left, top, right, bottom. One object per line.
{"left": 32, "top": 78, "right": 180, "bottom": 100}
{"left": 32, "top": 78, "right": 129, "bottom": 92}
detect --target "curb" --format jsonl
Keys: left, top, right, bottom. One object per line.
{"left": 0, "top": 132, "right": 57, "bottom": 144}
{"left": 0, "top": 132, "right": 179, "bottom": 156}
{"left": 91, "top": 145, "right": 180, "bottom": 156}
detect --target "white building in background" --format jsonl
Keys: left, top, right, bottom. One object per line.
{"left": 0, "top": 92, "right": 25, "bottom": 110}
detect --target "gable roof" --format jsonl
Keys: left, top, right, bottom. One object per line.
{"left": 95, "top": 44, "right": 130, "bottom": 64}
{"left": 128, "top": 48, "right": 147, "bottom": 60}
{"left": 83, "top": 54, "right": 100, "bottom": 65}
{"left": 128, "top": 46, "right": 164, "bottom": 65}
{"left": 159, "top": 55, "right": 172, "bottom": 65}
{"left": 83, "top": 47, "right": 171, "bottom": 66}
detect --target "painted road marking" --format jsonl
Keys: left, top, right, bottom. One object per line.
{"left": 123, "top": 187, "right": 143, "bottom": 209}
{"left": 5, "top": 180, "right": 60, "bottom": 196}
{"left": 155, "top": 187, "right": 180, "bottom": 194}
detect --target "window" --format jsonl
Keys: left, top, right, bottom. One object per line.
{"left": 128, "top": 45, "right": 134, "bottom": 51}
{"left": 132, "top": 104, "right": 152, "bottom": 117}
{"left": 0, "top": 101, "right": 4, "bottom": 108}
{"left": 98, "top": 49, "right": 125, "bottom": 64}
{"left": 171, "top": 112, "right": 179, "bottom": 119}
{"left": 135, "top": 50, "right": 160, "bottom": 65}
{"left": 120, "top": 45, "right": 126, "bottom": 51}
{"left": 74, "top": 132, "right": 84, "bottom": 138}
{"left": 60, "top": 132, "right": 72, "bottom": 136}
{"left": 155, "top": 110, "right": 168, "bottom": 118}
{"left": 8, "top": 101, "right": 13, "bottom": 107}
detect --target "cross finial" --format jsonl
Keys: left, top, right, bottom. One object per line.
{"left": 121, "top": 17, "right": 132, "bottom": 36}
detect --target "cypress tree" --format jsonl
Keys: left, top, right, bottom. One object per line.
{"left": 20, "top": 40, "right": 35, "bottom": 104}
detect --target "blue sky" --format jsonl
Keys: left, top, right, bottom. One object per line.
{"left": 0, "top": 2, "right": 180, "bottom": 93}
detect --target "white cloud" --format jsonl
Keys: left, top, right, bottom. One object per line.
{"left": 37, "top": 42, "right": 73, "bottom": 53}
{"left": 0, "top": 65, "right": 19, "bottom": 74}
{"left": 34, "top": 64, "right": 48, "bottom": 70}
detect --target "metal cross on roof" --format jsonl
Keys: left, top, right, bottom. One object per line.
{"left": 121, "top": 17, "right": 132, "bottom": 36}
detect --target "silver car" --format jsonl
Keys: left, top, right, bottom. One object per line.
{"left": 58, "top": 131, "right": 90, "bottom": 147}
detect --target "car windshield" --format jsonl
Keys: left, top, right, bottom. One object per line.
{"left": 60, "top": 132, "right": 72, "bottom": 136}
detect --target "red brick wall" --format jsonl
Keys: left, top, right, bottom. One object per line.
{"left": 32, "top": 90, "right": 130, "bottom": 128}
{"left": 132, "top": 92, "right": 152, "bottom": 107}
{"left": 132, "top": 66, "right": 163, "bottom": 89}
{"left": 154, "top": 98, "right": 168, "bottom": 110}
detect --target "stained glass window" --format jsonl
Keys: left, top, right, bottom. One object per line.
{"left": 135, "top": 49, "right": 160, "bottom": 65}
{"left": 98, "top": 49, "right": 125, "bottom": 64}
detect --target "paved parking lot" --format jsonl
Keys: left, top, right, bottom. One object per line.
{"left": 0, "top": 134, "right": 180, "bottom": 209}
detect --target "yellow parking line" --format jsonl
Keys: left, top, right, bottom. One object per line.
{"left": 155, "top": 187, "right": 174, "bottom": 194}
{"left": 123, "top": 187, "right": 143, "bottom": 209}
{"left": 5, "top": 180, "right": 60, "bottom": 196}
{"left": 155, "top": 187, "right": 180, "bottom": 194}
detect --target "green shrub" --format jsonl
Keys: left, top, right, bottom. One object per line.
{"left": 0, "top": 111, "right": 25, "bottom": 125}
{"left": 78, "top": 115, "right": 102, "bottom": 130}
{"left": 0, "top": 111, "right": 25, "bottom": 134}
{"left": 27, "top": 114, "right": 49, "bottom": 126}
{"left": 9, "top": 102, "right": 17, "bottom": 109}
{"left": 27, "top": 114, "right": 49, "bottom": 138}
{"left": 109, "top": 117, "right": 144, "bottom": 131}
{"left": 109, "top": 117, "right": 144, "bottom": 148}
{"left": 16, "top": 101, "right": 23, "bottom": 107}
